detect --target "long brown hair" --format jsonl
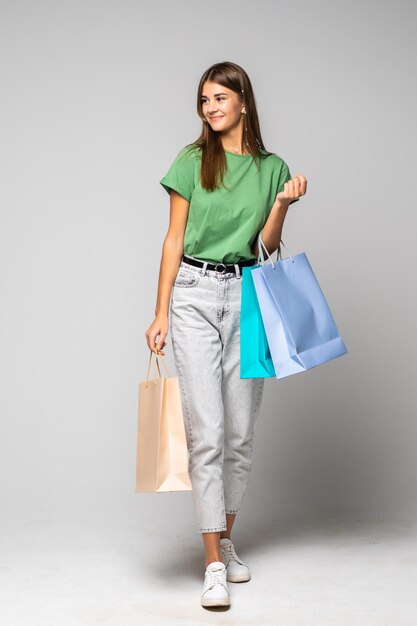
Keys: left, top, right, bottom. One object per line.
{"left": 184, "top": 61, "right": 272, "bottom": 192}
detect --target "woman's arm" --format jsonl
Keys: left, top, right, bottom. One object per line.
{"left": 252, "top": 201, "right": 289, "bottom": 259}
{"left": 145, "top": 190, "right": 189, "bottom": 354}
{"left": 251, "top": 174, "right": 307, "bottom": 258}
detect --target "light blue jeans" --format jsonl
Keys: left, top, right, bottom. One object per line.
{"left": 169, "top": 256, "right": 265, "bottom": 533}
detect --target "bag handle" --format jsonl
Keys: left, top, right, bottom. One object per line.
{"left": 145, "top": 349, "right": 171, "bottom": 387}
{"left": 257, "top": 231, "right": 294, "bottom": 268}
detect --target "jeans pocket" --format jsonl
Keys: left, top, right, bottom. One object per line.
{"left": 174, "top": 266, "right": 201, "bottom": 288}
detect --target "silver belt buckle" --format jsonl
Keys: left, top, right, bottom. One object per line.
{"left": 214, "top": 262, "right": 227, "bottom": 273}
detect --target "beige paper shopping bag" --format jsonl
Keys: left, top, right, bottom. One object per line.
{"left": 135, "top": 349, "right": 192, "bottom": 493}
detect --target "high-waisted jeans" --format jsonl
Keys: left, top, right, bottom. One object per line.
{"left": 169, "top": 255, "right": 265, "bottom": 533}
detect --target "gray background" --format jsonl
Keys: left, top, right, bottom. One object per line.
{"left": 1, "top": 1, "right": 416, "bottom": 624}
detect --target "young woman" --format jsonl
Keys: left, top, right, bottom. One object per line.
{"left": 145, "top": 61, "right": 307, "bottom": 608}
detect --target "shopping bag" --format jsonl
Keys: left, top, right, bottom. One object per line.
{"left": 240, "top": 263, "right": 276, "bottom": 378}
{"left": 252, "top": 232, "right": 348, "bottom": 379}
{"left": 135, "top": 349, "right": 192, "bottom": 492}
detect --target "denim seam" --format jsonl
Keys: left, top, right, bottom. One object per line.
{"left": 173, "top": 275, "right": 201, "bottom": 288}
{"left": 216, "top": 277, "right": 231, "bottom": 326}
{"left": 253, "top": 380, "right": 264, "bottom": 416}
{"left": 200, "top": 525, "right": 228, "bottom": 532}
{"left": 222, "top": 277, "right": 230, "bottom": 323}
{"left": 169, "top": 310, "right": 194, "bottom": 452}
{"left": 216, "top": 441, "right": 226, "bottom": 530}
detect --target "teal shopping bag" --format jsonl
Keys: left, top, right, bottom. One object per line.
{"left": 240, "top": 264, "right": 276, "bottom": 379}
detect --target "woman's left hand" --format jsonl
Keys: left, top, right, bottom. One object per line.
{"left": 276, "top": 174, "right": 307, "bottom": 207}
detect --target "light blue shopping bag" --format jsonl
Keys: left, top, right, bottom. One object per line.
{"left": 251, "top": 233, "right": 348, "bottom": 379}
{"left": 240, "top": 264, "right": 276, "bottom": 379}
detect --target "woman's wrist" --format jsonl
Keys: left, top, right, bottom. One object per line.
{"left": 273, "top": 199, "right": 290, "bottom": 213}
{"left": 154, "top": 308, "right": 169, "bottom": 319}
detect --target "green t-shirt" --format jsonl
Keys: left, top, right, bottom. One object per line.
{"left": 159, "top": 143, "right": 299, "bottom": 264}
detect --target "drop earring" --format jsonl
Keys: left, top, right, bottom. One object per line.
{"left": 241, "top": 88, "right": 248, "bottom": 133}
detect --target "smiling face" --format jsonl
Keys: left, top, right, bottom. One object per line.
{"left": 200, "top": 80, "right": 245, "bottom": 134}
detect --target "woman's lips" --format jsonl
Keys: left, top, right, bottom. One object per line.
{"left": 209, "top": 116, "right": 223, "bottom": 121}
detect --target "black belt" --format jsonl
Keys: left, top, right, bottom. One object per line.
{"left": 182, "top": 254, "right": 257, "bottom": 274}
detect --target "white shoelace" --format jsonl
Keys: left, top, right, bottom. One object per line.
{"left": 206, "top": 567, "right": 227, "bottom": 590}
{"left": 221, "top": 542, "right": 245, "bottom": 566}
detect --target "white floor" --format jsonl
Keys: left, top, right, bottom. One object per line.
{"left": 1, "top": 510, "right": 416, "bottom": 626}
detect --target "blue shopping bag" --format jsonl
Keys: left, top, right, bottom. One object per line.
{"left": 240, "top": 263, "right": 276, "bottom": 379}
{"left": 251, "top": 233, "right": 348, "bottom": 379}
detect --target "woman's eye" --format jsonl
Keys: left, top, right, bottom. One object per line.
{"left": 201, "top": 97, "right": 226, "bottom": 104}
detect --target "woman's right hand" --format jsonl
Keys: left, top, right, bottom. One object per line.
{"left": 145, "top": 314, "right": 169, "bottom": 355}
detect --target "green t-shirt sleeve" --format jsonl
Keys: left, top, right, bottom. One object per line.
{"left": 277, "top": 160, "right": 300, "bottom": 206}
{"left": 159, "top": 146, "right": 196, "bottom": 202}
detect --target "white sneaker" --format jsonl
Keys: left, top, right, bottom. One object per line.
{"left": 220, "top": 538, "right": 251, "bottom": 582}
{"left": 201, "top": 561, "right": 230, "bottom": 607}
